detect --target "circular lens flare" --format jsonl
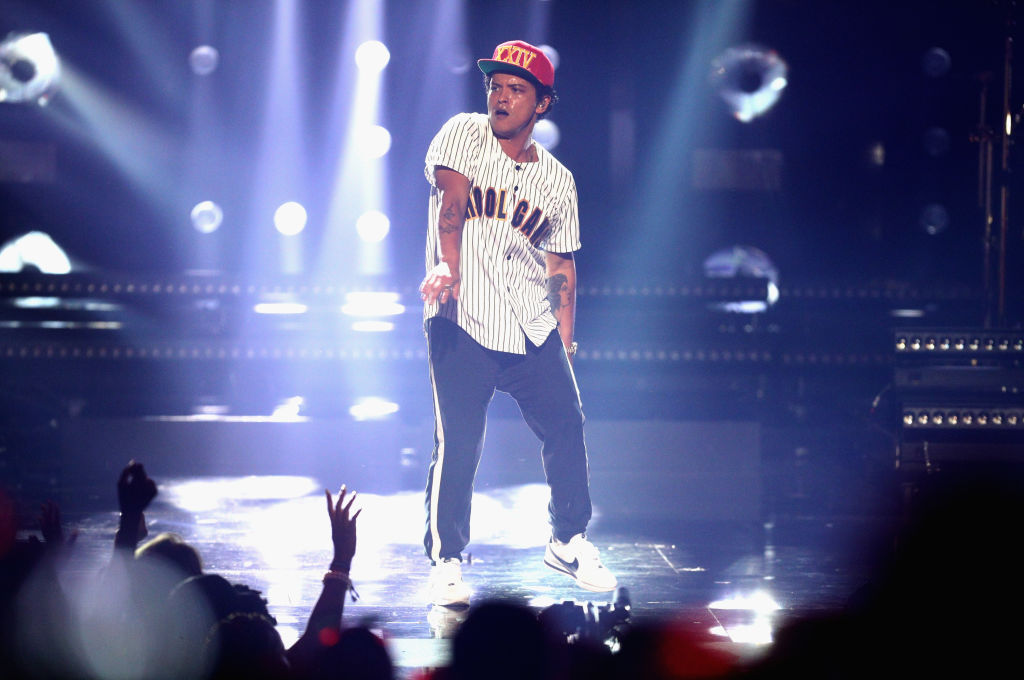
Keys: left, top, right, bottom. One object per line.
{"left": 190, "top": 201, "right": 223, "bottom": 233}
{"left": 355, "top": 41, "right": 390, "bottom": 73}
{"left": 356, "top": 211, "right": 390, "bottom": 242}
{"left": 360, "top": 125, "right": 392, "bottom": 158}
{"left": 274, "top": 202, "right": 307, "bottom": 236}
{"left": 189, "top": 45, "right": 220, "bottom": 76}
{"left": 533, "top": 120, "right": 560, "bottom": 150}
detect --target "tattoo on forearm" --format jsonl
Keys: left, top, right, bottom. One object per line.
{"left": 439, "top": 201, "right": 463, "bottom": 234}
{"left": 547, "top": 274, "right": 568, "bottom": 318}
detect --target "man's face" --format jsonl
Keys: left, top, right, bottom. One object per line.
{"left": 487, "top": 73, "right": 548, "bottom": 140}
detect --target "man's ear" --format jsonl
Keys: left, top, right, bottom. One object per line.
{"left": 536, "top": 95, "right": 551, "bottom": 114}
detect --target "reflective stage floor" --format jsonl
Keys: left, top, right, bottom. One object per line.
{"left": 31, "top": 473, "right": 890, "bottom": 677}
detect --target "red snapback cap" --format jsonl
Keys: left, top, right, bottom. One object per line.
{"left": 477, "top": 40, "right": 554, "bottom": 88}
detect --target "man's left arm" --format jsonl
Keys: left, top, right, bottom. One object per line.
{"left": 546, "top": 251, "right": 577, "bottom": 363}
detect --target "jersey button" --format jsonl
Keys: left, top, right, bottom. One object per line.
{"left": 506, "top": 255, "right": 512, "bottom": 260}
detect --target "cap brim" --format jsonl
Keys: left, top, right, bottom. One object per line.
{"left": 477, "top": 59, "right": 544, "bottom": 88}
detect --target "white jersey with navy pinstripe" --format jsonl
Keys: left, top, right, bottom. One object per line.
{"left": 423, "top": 112, "right": 580, "bottom": 355}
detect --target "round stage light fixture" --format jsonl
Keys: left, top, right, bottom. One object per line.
{"left": 356, "top": 210, "right": 390, "bottom": 242}
{"left": 922, "top": 47, "right": 951, "bottom": 78}
{"left": 923, "top": 127, "right": 950, "bottom": 157}
{"left": 189, "top": 45, "right": 220, "bottom": 76}
{"left": 533, "top": 119, "right": 560, "bottom": 150}
{"left": 190, "top": 200, "right": 223, "bottom": 233}
{"left": 539, "top": 44, "right": 560, "bottom": 71}
{"left": 0, "top": 32, "right": 60, "bottom": 105}
{"left": 446, "top": 44, "right": 472, "bottom": 74}
{"left": 274, "top": 201, "right": 307, "bottom": 236}
{"left": 919, "top": 203, "right": 949, "bottom": 236}
{"left": 703, "top": 245, "right": 779, "bottom": 314}
{"left": 359, "top": 124, "right": 392, "bottom": 158}
{"left": 710, "top": 44, "right": 788, "bottom": 123}
{"left": 355, "top": 40, "right": 390, "bottom": 73}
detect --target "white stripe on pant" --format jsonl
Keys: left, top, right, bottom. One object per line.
{"left": 424, "top": 317, "right": 593, "bottom": 562}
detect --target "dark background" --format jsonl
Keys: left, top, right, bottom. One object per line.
{"left": 1, "top": 0, "right": 1017, "bottom": 292}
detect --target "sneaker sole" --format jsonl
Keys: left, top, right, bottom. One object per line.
{"left": 543, "top": 556, "right": 618, "bottom": 593}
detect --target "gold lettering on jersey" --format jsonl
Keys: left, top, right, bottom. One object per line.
{"left": 485, "top": 188, "right": 497, "bottom": 218}
{"left": 496, "top": 190, "right": 508, "bottom": 220}
{"left": 465, "top": 186, "right": 550, "bottom": 246}
{"left": 465, "top": 187, "right": 484, "bottom": 220}
{"left": 511, "top": 199, "right": 529, "bottom": 227}
{"left": 521, "top": 208, "right": 542, "bottom": 239}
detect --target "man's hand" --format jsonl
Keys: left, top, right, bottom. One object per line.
{"left": 419, "top": 261, "right": 461, "bottom": 305}
{"left": 326, "top": 485, "right": 361, "bottom": 571}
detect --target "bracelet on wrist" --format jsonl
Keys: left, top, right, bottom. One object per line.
{"left": 322, "top": 570, "right": 360, "bottom": 602}
{"left": 323, "top": 569, "right": 349, "bottom": 581}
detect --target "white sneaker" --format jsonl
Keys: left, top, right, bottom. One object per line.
{"left": 429, "top": 557, "right": 472, "bottom": 607}
{"left": 544, "top": 534, "right": 618, "bottom": 592}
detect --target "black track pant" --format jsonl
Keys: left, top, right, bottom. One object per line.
{"left": 424, "top": 317, "right": 592, "bottom": 562}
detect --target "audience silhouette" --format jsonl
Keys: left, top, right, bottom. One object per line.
{"left": 5, "top": 457, "right": 1019, "bottom": 678}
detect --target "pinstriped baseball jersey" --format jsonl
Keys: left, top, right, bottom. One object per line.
{"left": 423, "top": 112, "right": 581, "bottom": 355}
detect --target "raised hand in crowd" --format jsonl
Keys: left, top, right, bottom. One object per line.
{"left": 115, "top": 460, "right": 158, "bottom": 551}
{"left": 40, "top": 499, "right": 78, "bottom": 551}
{"left": 287, "top": 485, "right": 364, "bottom": 674}
{"left": 327, "top": 485, "right": 361, "bottom": 573}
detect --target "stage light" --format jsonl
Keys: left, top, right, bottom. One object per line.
{"left": 445, "top": 44, "right": 472, "bottom": 74}
{"left": 923, "top": 127, "right": 950, "bottom": 157}
{"left": 867, "top": 141, "right": 886, "bottom": 167}
{"left": 922, "top": 47, "right": 951, "bottom": 78}
{"left": 190, "top": 200, "right": 223, "bottom": 233}
{"left": 919, "top": 203, "right": 949, "bottom": 235}
{"left": 351, "top": 320, "right": 395, "bottom": 332}
{"left": 533, "top": 119, "right": 560, "bottom": 150}
{"left": 341, "top": 291, "right": 404, "bottom": 317}
{"left": 189, "top": 45, "right": 220, "bottom": 76}
{"left": 0, "top": 32, "right": 60, "bottom": 105}
{"left": 0, "top": 231, "right": 71, "bottom": 273}
{"left": 539, "top": 44, "right": 560, "bottom": 70}
{"left": 891, "top": 309, "right": 925, "bottom": 318}
{"left": 708, "top": 590, "right": 780, "bottom": 645}
{"left": 254, "top": 301, "right": 308, "bottom": 315}
{"left": 349, "top": 397, "right": 398, "bottom": 421}
{"left": 358, "top": 124, "right": 392, "bottom": 158}
{"left": 271, "top": 396, "right": 306, "bottom": 421}
{"left": 355, "top": 210, "right": 390, "bottom": 242}
{"left": 710, "top": 44, "right": 788, "bottom": 123}
{"left": 274, "top": 201, "right": 307, "bottom": 236}
{"left": 354, "top": 40, "right": 390, "bottom": 73}
{"left": 703, "top": 245, "right": 779, "bottom": 313}
{"left": 901, "top": 406, "right": 1024, "bottom": 429}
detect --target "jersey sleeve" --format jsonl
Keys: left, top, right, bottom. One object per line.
{"left": 540, "top": 173, "right": 581, "bottom": 253}
{"left": 424, "top": 113, "right": 483, "bottom": 187}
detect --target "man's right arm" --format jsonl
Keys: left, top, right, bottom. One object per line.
{"left": 420, "top": 165, "right": 471, "bottom": 305}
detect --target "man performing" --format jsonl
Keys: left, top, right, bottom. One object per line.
{"left": 419, "top": 39, "right": 617, "bottom": 607}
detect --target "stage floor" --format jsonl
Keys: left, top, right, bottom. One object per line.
{"left": 36, "top": 475, "right": 882, "bottom": 677}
